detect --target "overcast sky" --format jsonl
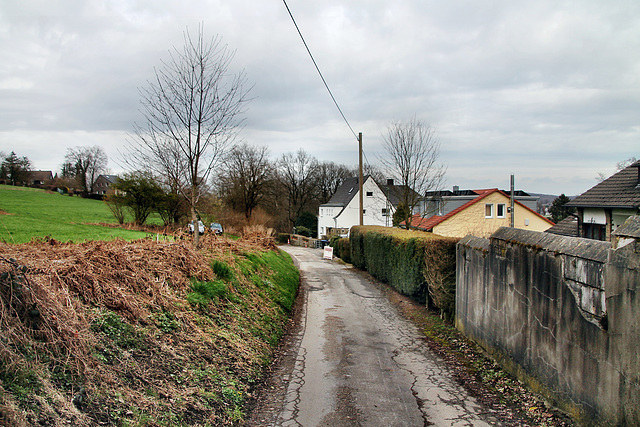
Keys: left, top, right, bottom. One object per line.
{"left": 1, "top": 0, "right": 638, "bottom": 196}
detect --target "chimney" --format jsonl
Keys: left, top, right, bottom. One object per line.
{"left": 387, "top": 179, "right": 394, "bottom": 186}
{"left": 453, "top": 185, "right": 459, "bottom": 192}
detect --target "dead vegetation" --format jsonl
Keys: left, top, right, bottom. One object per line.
{"left": 0, "top": 229, "right": 297, "bottom": 426}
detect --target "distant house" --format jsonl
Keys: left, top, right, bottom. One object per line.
{"left": 404, "top": 188, "right": 553, "bottom": 238}
{"left": 92, "top": 174, "right": 119, "bottom": 196}
{"left": 422, "top": 186, "right": 539, "bottom": 217}
{"left": 28, "top": 171, "right": 53, "bottom": 186}
{"left": 566, "top": 159, "right": 640, "bottom": 242}
{"left": 317, "top": 176, "right": 407, "bottom": 239}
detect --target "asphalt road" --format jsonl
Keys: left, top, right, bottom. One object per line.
{"left": 247, "top": 246, "right": 505, "bottom": 427}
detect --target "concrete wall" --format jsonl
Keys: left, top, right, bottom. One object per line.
{"left": 456, "top": 227, "right": 640, "bottom": 425}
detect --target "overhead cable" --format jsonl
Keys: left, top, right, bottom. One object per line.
{"left": 281, "top": 0, "right": 359, "bottom": 141}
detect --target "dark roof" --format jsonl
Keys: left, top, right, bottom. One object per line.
{"left": 323, "top": 176, "right": 364, "bottom": 207}
{"left": 29, "top": 170, "right": 53, "bottom": 181}
{"left": 613, "top": 215, "right": 640, "bottom": 239}
{"left": 499, "top": 190, "right": 530, "bottom": 197}
{"left": 100, "top": 174, "right": 119, "bottom": 184}
{"left": 567, "top": 160, "right": 640, "bottom": 209}
{"left": 545, "top": 216, "right": 579, "bottom": 237}
{"left": 425, "top": 189, "right": 530, "bottom": 197}
{"left": 380, "top": 182, "right": 421, "bottom": 207}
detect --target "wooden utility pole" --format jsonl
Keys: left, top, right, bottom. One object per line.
{"left": 359, "top": 132, "right": 364, "bottom": 226}
{"left": 510, "top": 174, "right": 515, "bottom": 228}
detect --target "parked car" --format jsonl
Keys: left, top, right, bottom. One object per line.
{"left": 188, "top": 220, "right": 205, "bottom": 235}
{"left": 210, "top": 222, "right": 223, "bottom": 235}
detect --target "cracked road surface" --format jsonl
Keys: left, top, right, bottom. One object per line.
{"left": 247, "top": 246, "right": 504, "bottom": 426}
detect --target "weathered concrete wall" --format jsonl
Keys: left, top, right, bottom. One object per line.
{"left": 456, "top": 227, "right": 640, "bottom": 425}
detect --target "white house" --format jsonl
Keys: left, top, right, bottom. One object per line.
{"left": 318, "top": 176, "right": 400, "bottom": 239}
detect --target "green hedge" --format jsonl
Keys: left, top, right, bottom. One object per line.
{"left": 350, "top": 226, "right": 459, "bottom": 320}
{"left": 329, "top": 235, "right": 351, "bottom": 264}
{"left": 276, "top": 233, "right": 290, "bottom": 244}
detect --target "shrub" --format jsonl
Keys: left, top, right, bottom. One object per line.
{"left": 350, "top": 226, "right": 459, "bottom": 320}
{"left": 187, "top": 279, "right": 229, "bottom": 309}
{"left": 329, "top": 236, "right": 351, "bottom": 263}
{"left": 337, "top": 238, "right": 351, "bottom": 264}
{"left": 211, "top": 260, "right": 234, "bottom": 282}
{"left": 423, "top": 239, "right": 457, "bottom": 320}
{"left": 295, "top": 226, "right": 313, "bottom": 237}
{"left": 276, "top": 233, "right": 290, "bottom": 244}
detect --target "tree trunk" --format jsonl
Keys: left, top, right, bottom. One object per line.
{"left": 191, "top": 192, "right": 199, "bottom": 247}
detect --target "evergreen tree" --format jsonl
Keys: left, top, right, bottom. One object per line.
{"left": 549, "top": 194, "right": 576, "bottom": 223}
{"left": 0, "top": 152, "right": 32, "bottom": 186}
{"left": 392, "top": 202, "right": 411, "bottom": 227}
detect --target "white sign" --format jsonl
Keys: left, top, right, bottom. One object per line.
{"left": 323, "top": 246, "right": 334, "bottom": 260}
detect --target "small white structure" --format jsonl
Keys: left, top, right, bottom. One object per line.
{"left": 317, "top": 176, "right": 397, "bottom": 239}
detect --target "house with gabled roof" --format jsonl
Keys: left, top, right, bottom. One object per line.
{"left": 566, "top": 159, "right": 640, "bottom": 242}
{"left": 404, "top": 188, "right": 554, "bottom": 238}
{"left": 28, "top": 170, "right": 53, "bottom": 187}
{"left": 317, "top": 176, "right": 405, "bottom": 239}
{"left": 92, "top": 174, "right": 119, "bottom": 196}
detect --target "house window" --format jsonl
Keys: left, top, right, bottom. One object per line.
{"left": 497, "top": 204, "right": 506, "bottom": 218}
{"left": 382, "top": 208, "right": 389, "bottom": 216}
{"left": 363, "top": 209, "right": 366, "bottom": 215}
{"left": 366, "top": 191, "right": 373, "bottom": 197}
{"left": 584, "top": 223, "right": 606, "bottom": 241}
{"left": 485, "top": 204, "right": 493, "bottom": 218}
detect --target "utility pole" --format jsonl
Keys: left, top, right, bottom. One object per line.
{"left": 510, "top": 174, "right": 515, "bottom": 228}
{"left": 359, "top": 132, "right": 364, "bottom": 226}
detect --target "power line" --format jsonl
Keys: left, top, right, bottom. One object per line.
{"left": 281, "top": 0, "right": 359, "bottom": 141}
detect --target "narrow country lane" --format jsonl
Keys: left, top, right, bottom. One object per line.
{"left": 247, "top": 246, "right": 506, "bottom": 427}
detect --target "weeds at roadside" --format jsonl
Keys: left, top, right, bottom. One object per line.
{"left": 0, "top": 232, "right": 299, "bottom": 426}
{"left": 392, "top": 294, "right": 573, "bottom": 426}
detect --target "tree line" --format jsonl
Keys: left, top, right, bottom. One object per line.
{"left": 0, "top": 146, "right": 108, "bottom": 196}
{"left": 2, "top": 26, "right": 448, "bottom": 244}
{"left": 0, "top": 145, "right": 365, "bottom": 236}
{"left": 109, "top": 146, "right": 364, "bottom": 236}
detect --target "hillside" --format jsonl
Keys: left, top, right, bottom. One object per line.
{"left": 0, "top": 232, "right": 299, "bottom": 426}
{"left": 0, "top": 185, "right": 157, "bottom": 243}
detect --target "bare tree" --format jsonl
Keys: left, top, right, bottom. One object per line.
{"left": 596, "top": 157, "right": 637, "bottom": 182}
{"left": 379, "top": 117, "right": 446, "bottom": 226}
{"left": 276, "top": 149, "right": 320, "bottom": 231}
{"left": 218, "top": 143, "right": 273, "bottom": 219}
{"left": 125, "top": 27, "right": 251, "bottom": 246}
{"left": 316, "top": 161, "right": 354, "bottom": 204}
{"left": 63, "top": 145, "right": 107, "bottom": 194}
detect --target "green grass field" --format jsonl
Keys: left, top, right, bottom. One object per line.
{"left": 0, "top": 185, "right": 157, "bottom": 243}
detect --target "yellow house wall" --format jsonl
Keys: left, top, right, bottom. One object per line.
{"left": 432, "top": 192, "right": 552, "bottom": 238}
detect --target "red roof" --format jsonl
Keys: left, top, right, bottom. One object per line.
{"left": 402, "top": 189, "right": 554, "bottom": 230}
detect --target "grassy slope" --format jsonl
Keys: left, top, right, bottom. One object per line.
{"left": 0, "top": 185, "right": 155, "bottom": 243}
{"left": 0, "top": 236, "right": 299, "bottom": 426}
{"left": 0, "top": 185, "right": 301, "bottom": 425}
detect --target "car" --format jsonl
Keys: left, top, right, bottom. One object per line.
{"left": 188, "top": 220, "right": 205, "bottom": 235}
{"left": 210, "top": 222, "right": 223, "bottom": 235}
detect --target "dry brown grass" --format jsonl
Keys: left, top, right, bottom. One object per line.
{"left": 0, "top": 228, "right": 294, "bottom": 426}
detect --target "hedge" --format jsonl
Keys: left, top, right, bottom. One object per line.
{"left": 350, "top": 226, "right": 459, "bottom": 320}
{"left": 329, "top": 235, "right": 351, "bottom": 264}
